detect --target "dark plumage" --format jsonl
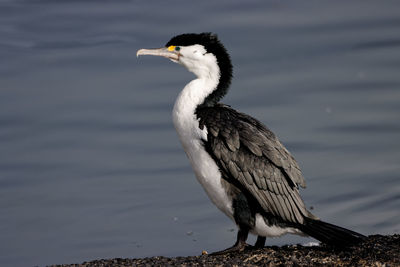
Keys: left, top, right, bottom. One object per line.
{"left": 196, "top": 104, "right": 308, "bottom": 224}
{"left": 196, "top": 103, "right": 365, "bottom": 248}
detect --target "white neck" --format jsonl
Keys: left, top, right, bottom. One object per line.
{"left": 171, "top": 60, "right": 234, "bottom": 219}
{"left": 172, "top": 75, "right": 219, "bottom": 144}
{"left": 172, "top": 45, "right": 221, "bottom": 133}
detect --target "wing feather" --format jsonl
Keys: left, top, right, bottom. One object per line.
{"left": 197, "top": 104, "right": 309, "bottom": 224}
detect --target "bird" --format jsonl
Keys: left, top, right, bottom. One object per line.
{"left": 137, "top": 33, "right": 366, "bottom": 254}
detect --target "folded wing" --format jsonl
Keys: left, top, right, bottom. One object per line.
{"left": 197, "top": 104, "right": 313, "bottom": 224}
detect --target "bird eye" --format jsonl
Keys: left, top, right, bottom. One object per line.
{"left": 175, "top": 46, "right": 180, "bottom": 51}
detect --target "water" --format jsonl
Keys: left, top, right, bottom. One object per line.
{"left": 1, "top": 0, "right": 399, "bottom": 266}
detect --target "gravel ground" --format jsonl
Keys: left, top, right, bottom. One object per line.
{"left": 52, "top": 234, "right": 399, "bottom": 267}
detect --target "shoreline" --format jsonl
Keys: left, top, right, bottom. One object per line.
{"left": 52, "top": 234, "right": 399, "bottom": 266}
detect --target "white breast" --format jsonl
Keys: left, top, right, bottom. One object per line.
{"left": 172, "top": 78, "right": 233, "bottom": 219}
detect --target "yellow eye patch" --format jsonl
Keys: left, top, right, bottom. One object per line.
{"left": 168, "top": 46, "right": 180, "bottom": 52}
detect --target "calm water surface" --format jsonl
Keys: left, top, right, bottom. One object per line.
{"left": 1, "top": 1, "right": 399, "bottom": 266}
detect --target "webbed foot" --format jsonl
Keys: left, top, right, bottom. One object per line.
{"left": 210, "top": 242, "right": 251, "bottom": 255}
{"left": 210, "top": 228, "right": 251, "bottom": 255}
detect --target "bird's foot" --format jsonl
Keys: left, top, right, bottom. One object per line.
{"left": 209, "top": 242, "right": 252, "bottom": 255}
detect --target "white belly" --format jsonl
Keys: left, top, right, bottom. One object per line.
{"left": 185, "top": 139, "right": 234, "bottom": 219}
{"left": 251, "top": 214, "right": 303, "bottom": 237}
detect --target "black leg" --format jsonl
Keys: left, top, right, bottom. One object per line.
{"left": 210, "top": 228, "right": 250, "bottom": 255}
{"left": 233, "top": 228, "right": 249, "bottom": 247}
{"left": 254, "top": 236, "right": 266, "bottom": 248}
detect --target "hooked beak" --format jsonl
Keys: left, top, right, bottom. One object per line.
{"left": 136, "top": 47, "right": 180, "bottom": 61}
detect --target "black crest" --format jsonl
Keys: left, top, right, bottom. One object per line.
{"left": 166, "top": 33, "right": 233, "bottom": 107}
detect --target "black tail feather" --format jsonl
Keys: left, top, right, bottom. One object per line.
{"left": 300, "top": 217, "right": 366, "bottom": 247}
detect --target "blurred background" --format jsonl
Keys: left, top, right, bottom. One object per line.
{"left": 0, "top": 0, "right": 399, "bottom": 266}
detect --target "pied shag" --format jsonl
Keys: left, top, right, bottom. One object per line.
{"left": 137, "top": 33, "right": 365, "bottom": 253}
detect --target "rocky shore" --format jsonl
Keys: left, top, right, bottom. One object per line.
{"left": 53, "top": 234, "right": 399, "bottom": 267}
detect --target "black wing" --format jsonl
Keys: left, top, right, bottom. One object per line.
{"left": 196, "top": 104, "right": 313, "bottom": 224}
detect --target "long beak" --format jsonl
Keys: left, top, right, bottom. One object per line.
{"left": 136, "top": 47, "right": 180, "bottom": 61}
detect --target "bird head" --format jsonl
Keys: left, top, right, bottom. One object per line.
{"left": 137, "top": 33, "right": 231, "bottom": 79}
{"left": 137, "top": 33, "right": 233, "bottom": 106}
